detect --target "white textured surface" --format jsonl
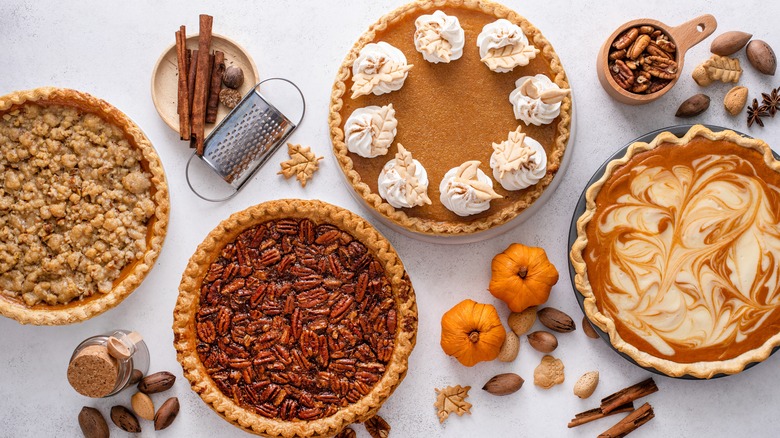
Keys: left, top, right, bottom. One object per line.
{"left": 1, "top": 1, "right": 779, "bottom": 437}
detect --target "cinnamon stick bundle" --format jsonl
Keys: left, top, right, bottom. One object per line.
{"left": 598, "top": 402, "right": 654, "bottom": 438}
{"left": 206, "top": 50, "right": 225, "bottom": 123}
{"left": 175, "top": 25, "right": 190, "bottom": 140}
{"left": 600, "top": 378, "right": 658, "bottom": 414}
{"left": 568, "top": 402, "right": 634, "bottom": 428}
{"left": 190, "top": 14, "right": 214, "bottom": 155}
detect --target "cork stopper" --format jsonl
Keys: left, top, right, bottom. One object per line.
{"left": 67, "top": 345, "right": 119, "bottom": 398}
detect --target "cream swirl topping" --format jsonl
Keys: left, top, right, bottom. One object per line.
{"left": 439, "top": 161, "right": 502, "bottom": 216}
{"left": 413, "top": 11, "right": 465, "bottom": 63}
{"left": 351, "top": 42, "right": 413, "bottom": 99}
{"left": 378, "top": 144, "right": 432, "bottom": 209}
{"left": 344, "top": 104, "right": 397, "bottom": 158}
{"left": 588, "top": 151, "right": 780, "bottom": 358}
{"left": 510, "top": 74, "right": 570, "bottom": 126}
{"left": 477, "top": 19, "right": 539, "bottom": 73}
{"left": 489, "top": 129, "right": 547, "bottom": 190}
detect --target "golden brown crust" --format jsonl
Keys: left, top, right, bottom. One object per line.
{"left": 0, "top": 87, "right": 169, "bottom": 325}
{"left": 570, "top": 124, "right": 780, "bottom": 378}
{"left": 173, "top": 199, "right": 418, "bottom": 437}
{"left": 328, "top": 0, "right": 571, "bottom": 236}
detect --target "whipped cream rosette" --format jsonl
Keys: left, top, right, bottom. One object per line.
{"left": 510, "top": 74, "right": 570, "bottom": 126}
{"left": 344, "top": 104, "right": 398, "bottom": 158}
{"left": 490, "top": 129, "right": 547, "bottom": 190}
{"left": 378, "top": 144, "right": 432, "bottom": 209}
{"left": 351, "top": 42, "right": 413, "bottom": 98}
{"left": 477, "top": 19, "right": 539, "bottom": 73}
{"left": 439, "top": 161, "right": 502, "bottom": 216}
{"left": 413, "top": 10, "right": 465, "bottom": 63}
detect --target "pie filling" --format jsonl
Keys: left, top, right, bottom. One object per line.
{"left": 0, "top": 103, "right": 154, "bottom": 306}
{"left": 195, "top": 218, "right": 397, "bottom": 421}
{"left": 585, "top": 137, "right": 780, "bottom": 363}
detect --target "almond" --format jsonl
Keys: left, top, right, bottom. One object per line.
{"left": 482, "top": 373, "right": 524, "bottom": 396}
{"left": 527, "top": 330, "right": 558, "bottom": 353}
{"left": 131, "top": 392, "right": 156, "bottom": 421}
{"left": 497, "top": 330, "right": 520, "bottom": 362}
{"left": 724, "top": 86, "right": 749, "bottom": 116}
{"left": 537, "top": 307, "right": 575, "bottom": 333}
{"left": 582, "top": 316, "right": 600, "bottom": 339}
{"left": 573, "top": 371, "right": 600, "bottom": 399}
{"left": 507, "top": 306, "right": 536, "bottom": 335}
{"left": 747, "top": 40, "right": 777, "bottom": 76}
{"left": 710, "top": 31, "right": 752, "bottom": 56}
{"left": 676, "top": 94, "right": 710, "bottom": 118}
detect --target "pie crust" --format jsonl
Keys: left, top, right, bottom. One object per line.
{"left": 329, "top": 0, "right": 572, "bottom": 236}
{"left": 0, "top": 87, "right": 169, "bottom": 325}
{"left": 571, "top": 125, "right": 780, "bottom": 378}
{"left": 174, "top": 199, "right": 418, "bottom": 437}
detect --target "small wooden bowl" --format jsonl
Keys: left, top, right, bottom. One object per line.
{"left": 597, "top": 15, "right": 716, "bottom": 105}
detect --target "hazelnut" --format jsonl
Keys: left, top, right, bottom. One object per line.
{"left": 219, "top": 88, "right": 242, "bottom": 109}
{"left": 222, "top": 65, "right": 244, "bottom": 89}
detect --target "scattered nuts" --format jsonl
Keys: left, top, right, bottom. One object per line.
{"left": 582, "top": 316, "right": 600, "bottom": 339}
{"left": 573, "top": 371, "right": 600, "bottom": 399}
{"left": 746, "top": 40, "right": 777, "bottom": 76}
{"left": 78, "top": 407, "right": 109, "bottom": 438}
{"left": 138, "top": 371, "right": 176, "bottom": 394}
{"left": 710, "top": 31, "right": 752, "bottom": 56}
{"left": 364, "top": 414, "right": 391, "bottom": 438}
{"left": 110, "top": 405, "right": 141, "bottom": 433}
{"left": 335, "top": 427, "right": 357, "bottom": 438}
{"left": 219, "top": 88, "right": 242, "bottom": 109}
{"left": 222, "top": 65, "right": 245, "bottom": 89}
{"left": 508, "top": 306, "right": 536, "bottom": 335}
{"left": 676, "top": 94, "right": 710, "bottom": 118}
{"left": 154, "top": 397, "right": 180, "bottom": 431}
{"left": 724, "top": 86, "right": 749, "bottom": 116}
{"left": 131, "top": 392, "right": 156, "bottom": 421}
{"left": 537, "top": 307, "right": 576, "bottom": 333}
{"left": 483, "top": 373, "right": 524, "bottom": 396}
{"left": 534, "top": 355, "right": 565, "bottom": 389}
{"left": 497, "top": 330, "right": 520, "bottom": 362}
{"left": 527, "top": 330, "right": 558, "bottom": 353}
{"left": 692, "top": 64, "right": 713, "bottom": 86}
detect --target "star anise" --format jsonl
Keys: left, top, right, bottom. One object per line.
{"left": 747, "top": 98, "right": 770, "bottom": 127}
{"left": 761, "top": 87, "right": 780, "bottom": 116}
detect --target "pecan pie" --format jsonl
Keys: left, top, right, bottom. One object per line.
{"left": 571, "top": 125, "right": 780, "bottom": 378}
{"left": 0, "top": 87, "right": 169, "bottom": 325}
{"left": 329, "top": 0, "right": 572, "bottom": 237}
{"left": 174, "top": 200, "right": 417, "bottom": 437}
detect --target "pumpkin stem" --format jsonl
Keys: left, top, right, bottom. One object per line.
{"left": 468, "top": 331, "right": 480, "bottom": 343}
{"left": 518, "top": 266, "right": 528, "bottom": 279}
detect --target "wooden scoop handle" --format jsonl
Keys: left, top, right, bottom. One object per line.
{"left": 669, "top": 14, "right": 717, "bottom": 55}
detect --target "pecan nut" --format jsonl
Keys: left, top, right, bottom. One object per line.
{"left": 627, "top": 34, "right": 651, "bottom": 59}
{"left": 642, "top": 56, "right": 679, "bottom": 79}
{"left": 610, "top": 60, "right": 635, "bottom": 90}
{"left": 613, "top": 27, "right": 639, "bottom": 50}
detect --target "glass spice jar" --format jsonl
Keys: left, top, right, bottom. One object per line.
{"left": 67, "top": 330, "right": 149, "bottom": 398}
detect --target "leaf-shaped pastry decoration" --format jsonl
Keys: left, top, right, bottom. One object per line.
{"left": 518, "top": 78, "right": 541, "bottom": 99}
{"left": 539, "top": 88, "right": 571, "bottom": 104}
{"left": 452, "top": 161, "right": 502, "bottom": 201}
{"left": 415, "top": 22, "right": 452, "bottom": 61}
{"left": 481, "top": 43, "right": 539, "bottom": 71}
{"left": 370, "top": 104, "right": 398, "bottom": 153}
{"left": 703, "top": 55, "right": 742, "bottom": 83}
{"left": 492, "top": 130, "right": 536, "bottom": 177}
{"left": 434, "top": 385, "right": 472, "bottom": 424}
{"left": 394, "top": 144, "right": 431, "bottom": 206}
{"left": 351, "top": 61, "right": 413, "bottom": 99}
{"left": 278, "top": 143, "right": 324, "bottom": 187}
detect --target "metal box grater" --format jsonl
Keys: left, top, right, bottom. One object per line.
{"left": 186, "top": 78, "right": 305, "bottom": 201}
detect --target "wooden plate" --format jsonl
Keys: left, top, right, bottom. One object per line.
{"left": 151, "top": 33, "right": 259, "bottom": 136}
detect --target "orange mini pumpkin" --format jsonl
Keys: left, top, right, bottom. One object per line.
{"left": 440, "top": 299, "right": 506, "bottom": 367}
{"left": 489, "top": 243, "right": 559, "bottom": 313}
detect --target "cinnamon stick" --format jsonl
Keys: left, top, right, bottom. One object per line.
{"left": 175, "top": 26, "right": 191, "bottom": 140}
{"left": 206, "top": 50, "right": 225, "bottom": 123}
{"left": 600, "top": 378, "right": 657, "bottom": 414}
{"left": 187, "top": 49, "right": 198, "bottom": 120}
{"left": 568, "top": 402, "right": 634, "bottom": 428}
{"left": 598, "top": 402, "right": 654, "bottom": 438}
{"left": 190, "top": 14, "right": 213, "bottom": 155}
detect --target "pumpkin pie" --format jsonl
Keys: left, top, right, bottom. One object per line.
{"left": 174, "top": 199, "right": 418, "bottom": 437}
{"left": 0, "top": 87, "right": 169, "bottom": 325}
{"left": 571, "top": 125, "right": 780, "bottom": 378}
{"left": 329, "top": 0, "right": 572, "bottom": 236}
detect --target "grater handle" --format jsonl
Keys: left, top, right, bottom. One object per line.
{"left": 185, "top": 153, "right": 241, "bottom": 202}
{"left": 257, "top": 77, "right": 306, "bottom": 126}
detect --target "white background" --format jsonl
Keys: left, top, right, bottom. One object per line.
{"left": 1, "top": 1, "right": 779, "bottom": 437}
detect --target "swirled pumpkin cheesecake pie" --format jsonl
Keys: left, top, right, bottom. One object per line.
{"left": 571, "top": 125, "right": 780, "bottom": 378}
{"left": 329, "top": 0, "right": 572, "bottom": 236}
{"left": 174, "top": 200, "right": 417, "bottom": 437}
{"left": 0, "top": 87, "right": 169, "bottom": 325}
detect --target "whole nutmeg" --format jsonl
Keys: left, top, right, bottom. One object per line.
{"left": 220, "top": 88, "right": 242, "bottom": 109}
{"left": 746, "top": 40, "right": 777, "bottom": 76}
{"left": 222, "top": 65, "right": 245, "bottom": 89}
{"left": 724, "top": 86, "right": 749, "bottom": 116}
{"left": 676, "top": 94, "right": 710, "bottom": 118}
{"left": 527, "top": 330, "right": 558, "bottom": 353}
{"left": 482, "top": 372, "right": 524, "bottom": 396}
